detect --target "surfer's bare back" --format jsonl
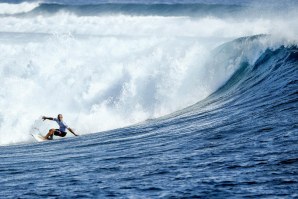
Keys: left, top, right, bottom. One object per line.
{"left": 42, "top": 114, "right": 78, "bottom": 140}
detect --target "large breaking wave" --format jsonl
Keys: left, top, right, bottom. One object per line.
{"left": 0, "top": 1, "right": 297, "bottom": 145}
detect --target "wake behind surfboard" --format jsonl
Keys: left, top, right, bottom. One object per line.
{"left": 31, "top": 133, "right": 47, "bottom": 142}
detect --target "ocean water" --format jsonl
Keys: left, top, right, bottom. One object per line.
{"left": 0, "top": 0, "right": 297, "bottom": 198}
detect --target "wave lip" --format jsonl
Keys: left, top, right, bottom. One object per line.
{"left": 0, "top": 2, "right": 40, "bottom": 15}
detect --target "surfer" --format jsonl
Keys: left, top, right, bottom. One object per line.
{"left": 42, "top": 114, "right": 78, "bottom": 140}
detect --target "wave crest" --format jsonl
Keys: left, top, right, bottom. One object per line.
{"left": 0, "top": 2, "right": 40, "bottom": 15}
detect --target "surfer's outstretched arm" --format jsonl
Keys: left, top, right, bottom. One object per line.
{"left": 42, "top": 116, "right": 54, "bottom": 121}
{"left": 68, "top": 128, "right": 79, "bottom": 136}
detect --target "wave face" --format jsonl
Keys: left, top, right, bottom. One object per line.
{"left": 0, "top": 0, "right": 298, "bottom": 198}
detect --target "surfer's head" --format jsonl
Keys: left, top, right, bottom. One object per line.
{"left": 57, "top": 114, "right": 63, "bottom": 121}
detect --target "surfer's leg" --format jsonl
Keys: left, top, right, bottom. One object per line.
{"left": 48, "top": 134, "right": 53, "bottom": 140}
{"left": 44, "top": 129, "right": 55, "bottom": 140}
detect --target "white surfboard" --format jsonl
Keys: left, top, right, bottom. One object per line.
{"left": 31, "top": 133, "right": 47, "bottom": 142}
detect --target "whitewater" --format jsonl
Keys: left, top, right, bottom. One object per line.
{"left": 0, "top": 0, "right": 297, "bottom": 198}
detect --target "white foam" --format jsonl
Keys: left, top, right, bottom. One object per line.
{"left": 0, "top": 2, "right": 40, "bottom": 15}
{"left": 0, "top": 10, "right": 297, "bottom": 145}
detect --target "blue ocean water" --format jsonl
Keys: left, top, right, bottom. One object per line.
{"left": 0, "top": 0, "right": 298, "bottom": 198}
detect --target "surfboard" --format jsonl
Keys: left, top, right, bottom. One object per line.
{"left": 31, "top": 133, "right": 47, "bottom": 142}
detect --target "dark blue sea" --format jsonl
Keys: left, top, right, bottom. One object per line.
{"left": 0, "top": 0, "right": 297, "bottom": 198}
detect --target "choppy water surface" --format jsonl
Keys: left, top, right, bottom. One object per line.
{"left": 0, "top": 0, "right": 297, "bottom": 198}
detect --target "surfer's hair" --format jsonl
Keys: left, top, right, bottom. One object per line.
{"left": 58, "top": 114, "right": 62, "bottom": 121}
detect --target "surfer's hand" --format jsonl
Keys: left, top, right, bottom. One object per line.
{"left": 42, "top": 116, "right": 46, "bottom": 121}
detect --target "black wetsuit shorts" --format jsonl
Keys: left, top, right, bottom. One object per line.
{"left": 54, "top": 129, "right": 67, "bottom": 137}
